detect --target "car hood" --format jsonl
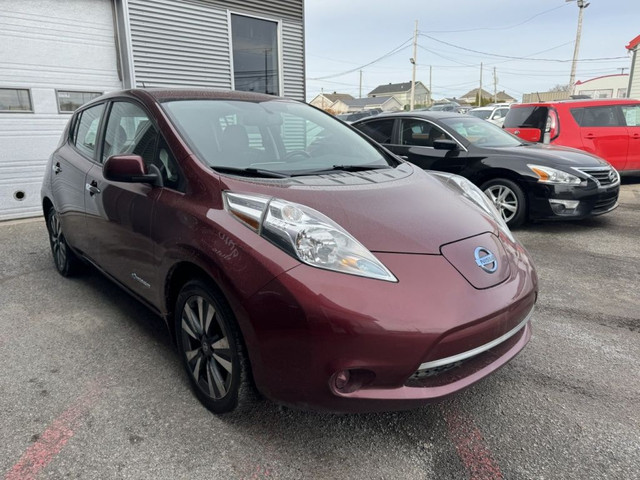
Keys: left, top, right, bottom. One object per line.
{"left": 494, "top": 144, "right": 609, "bottom": 167}
{"left": 218, "top": 163, "right": 498, "bottom": 255}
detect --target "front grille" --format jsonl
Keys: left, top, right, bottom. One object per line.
{"left": 593, "top": 191, "right": 619, "bottom": 213}
{"left": 575, "top": 167, "right": 618, "bottom": 186}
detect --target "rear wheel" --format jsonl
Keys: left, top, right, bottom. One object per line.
{"left": 481, "top": 178, "right": 527, "bottom": 228}
{"left": 47, "top": 208, "right": 80, "bottom": 276}
{"left": 175, "top": 279, "right": 253, "bottom": 414}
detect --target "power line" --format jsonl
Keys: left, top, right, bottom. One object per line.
{"left": 307, "top": 38, "right": 412, "bottom": 80}
{"left": 419, "top": 33, "right": 628, "bottom": 63}
{"left": 425, "top": 4, "right": 570, "bottom": 34}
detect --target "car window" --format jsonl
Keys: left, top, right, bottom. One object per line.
{"left": 441, "top": 116, "right": 522, "bottom": 148}
{"left": 103, "top": 101, "right": 184, "bottom": 190}
{"left": 355, "top": 119, "right": 394, "bottom": 143}
{"left": 621, "top": 105, "right": 640, "bottom": 127}
{"left": 399, "top": 119, "right": 451, "bottom": 147}
{"left": 503, "top": 106, "right": 548, "bottom": 129}
{"left": 162, "top": 99, "right": 391, "bottom": 174}
{"left": 572, "top": 106, "right": 622, "bottom": 127}
{"left": 72, "top": 103, "right": 105, "bottom": 158}
{"left": 469, "top": 110, "right": 491, "bottom": 120}
{"left": 103, "top": 101, "right": 158, "bottom": 164}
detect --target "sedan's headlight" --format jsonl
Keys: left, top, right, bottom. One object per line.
{"left": 434, "top": 173, "right": 515, "bottom": 242}
{"left": 527, "top": 165, "right": 582, "bottom": 185}
{"left": 223, "top": 192, "right": 397, "bottom": 282}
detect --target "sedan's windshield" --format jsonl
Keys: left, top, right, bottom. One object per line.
{"left": 468, "top": 110, "right": 492, "bottom": 120}
{"left": 162, "top": 99, "right": 392, "bottom": 175}
{"left": 441, "top": 116, "right": 523, "bottom": 148}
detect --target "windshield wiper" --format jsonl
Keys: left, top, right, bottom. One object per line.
{"left": 291, "top": 164, "right": 392, "bottom": 176}
{"left": 211, "top": 166, "right": 290, "bottom": 178}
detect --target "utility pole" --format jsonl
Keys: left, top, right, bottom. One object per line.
{"left": 429, "top": 65, "right": 432, "bottom": 106}
{"left": 568, "top": 0, "right": 590, "bottom": 93}
{"left": 479, "top": 62, "right": 483, "bottom": 106}
{"left": 359, "top": 70, "right": 362, "bottom": 99}
{"left": 410, "top": 20, "right": 418, "bottom": 111}
{"left": 619, "top": 67, "right": 627, "bottom": 74}
{"left": 493, "top": 67, "right": 497, "bottom": 103}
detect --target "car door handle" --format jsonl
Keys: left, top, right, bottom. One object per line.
{"left": 53, "top": 163, "right": 62, "bottom": 175}
{"left": 85, "top": 182, "right": 101, "bottom": 196}
{"left": 584, "top": 133, "right": 596, "bottom": 139}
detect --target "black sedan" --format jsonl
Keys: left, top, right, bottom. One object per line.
{"left": 352, "top": 112, "right": 620, "bottom": 227}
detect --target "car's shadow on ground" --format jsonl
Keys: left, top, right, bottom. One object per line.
{"left": 516, "top": 214, "right": 615, "bottom": 234}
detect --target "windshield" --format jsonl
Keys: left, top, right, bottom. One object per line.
{"left": 162, "top": 99, "right": 392, "bottom": 175}
{"left": 441, "top": 116, "right": 523, "bottom": 148}
{"left": 468, "top": 110, "right": 492, "bottom": 120}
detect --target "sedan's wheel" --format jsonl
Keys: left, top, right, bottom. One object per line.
{"left": 481, "top": 178, "right": 527, "bottom": 228}
{"left": 175, "top": 279, "right": 253, "bottom": 414}
{"left": 47, "top": 209, "right": 79, "bottom": 276}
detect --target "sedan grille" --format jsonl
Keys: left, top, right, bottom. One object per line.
{"left": 592, "top": 191, "right": 619, "bottom": 214}
{"left": 575, "top": 167, "right": 618, "bottom": 186}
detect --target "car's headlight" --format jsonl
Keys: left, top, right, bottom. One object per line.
{"left": 527, "top": 165, "right": 582, "bottom": 185}
{"left": 223, "top": 192, "right": 397, "bottom": 282}
{"left": 435, "top": 173, "right": 515, "bottom": 242}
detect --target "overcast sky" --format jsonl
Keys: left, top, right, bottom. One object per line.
{"left": 304, "top": 0, "right": 639, "bottom": 102}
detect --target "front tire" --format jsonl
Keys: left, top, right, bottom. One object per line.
{"left": 175, "top": 279, "right": 253, "bottom": 414}
{"left": 481, "top": 178, "right": 527, "bottom": 228}
{"left": 47, "top": 208, "right": 80, "bottom": 276}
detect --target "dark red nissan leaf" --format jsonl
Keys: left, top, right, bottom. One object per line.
{"left": 41, "top": 89, "right": 538, "bottom": 413}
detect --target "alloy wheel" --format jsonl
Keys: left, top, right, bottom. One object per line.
{"left": 180, "top": 295, "right": 234, "bottom": 400}
{"left": 49, "top": 212, "right": 68, "bottom": 271}
{"left": 484, "top": 184, "right": 519, "bottom": 223}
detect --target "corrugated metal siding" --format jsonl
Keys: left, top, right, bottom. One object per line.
{"left": 0, "top": 0, "right": 121, "bottom": 221}
{"left": 128, "top": 0, "right": 232, "bottom": 89}
{"left": 208, "top": 0, "right": 302, "bottom": 22}
{"left": 128, "top": 0, "right": 304, "bottom": 100}
{"left": 629, "top": 50, "right": 640, "bottom": 100}
{"left": 282, "top": 22, "right": 305, "bottom": 101}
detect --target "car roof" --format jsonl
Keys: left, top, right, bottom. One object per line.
{"left": 512, "top": 98, "right": 640, "bottom": 108}
{"left": 93, "top": 88, "right": 285, "bottom": 104}
{"left": 355, "top": 111, "right": 467, "bottom": 122}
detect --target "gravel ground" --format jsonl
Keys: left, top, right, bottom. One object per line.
{"left": 1, "top": 178, "right": 638, "bottom": 480}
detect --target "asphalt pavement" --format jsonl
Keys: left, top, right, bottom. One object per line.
{"left": 1, "top": 178, "right": 638, "bottom": 480}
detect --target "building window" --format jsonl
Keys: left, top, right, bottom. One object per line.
{"left": 617, "top": 88, "right": 628, "bottom": 98}
{"left": 57, "top": 91, "right": 102, "bottom": 113}
{"left": 231, "top": 14, "right": 280, "bottom": 95}
{"left": 0, "top": 88, "right": 33, "bottom": 112}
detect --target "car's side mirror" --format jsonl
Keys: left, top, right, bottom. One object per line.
{"left": 433, "top": 139, "right": 458, "bottom": 151}
{"left": 103, "top": 155, "right": 160, "bottom": 185}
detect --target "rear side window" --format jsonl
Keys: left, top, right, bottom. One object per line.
{"left": 72, "top": 103, "right": 105, "bottom": 158}
{"left": 503, "top": 106, "right": 548, "bottom": 129}
{"left": 570, "top": 106, "right": 622, "bottom": 127}
{"left": 355, "top": 119, "right": 394, "bottom": 143}
{"left": 621, "top": 105, "right": 640, "bottom": 127}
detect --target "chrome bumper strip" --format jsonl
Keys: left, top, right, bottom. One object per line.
{"left": 416, "top": 306, "right": 534, "bottom": 371}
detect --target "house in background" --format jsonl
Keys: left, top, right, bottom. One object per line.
{"left": 574, "top": 74, "right": 629, "bottom": 99}
{"left": 367, "top": 81, "right": 429, "bottom": 108}
{"left": 331, "top": 96, "right": 402, "bottom": 114}
{"left": 459, "top": 88, "right": 493, "bottom": 105}
{"left": 495, "top": 91, "right": 517, "bottom": 103}
{"left": 0, "top": 0, "right": 305, "bottom": 221}
{"left": 309, "top": 92, "right": 354, "bottom": 111}
{"left": 627, "top": 34, "right": 640, "bottom": 99}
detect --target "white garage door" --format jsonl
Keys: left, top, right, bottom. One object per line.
{"left": 0, "top": 0, "right": 122, "bottom": 221}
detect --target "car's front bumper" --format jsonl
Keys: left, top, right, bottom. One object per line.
{"left": 526, "top": 179, "right": 619, "bottom": 221}
{"left": 239, "top": 234, "right": 538, "bottom": 413}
